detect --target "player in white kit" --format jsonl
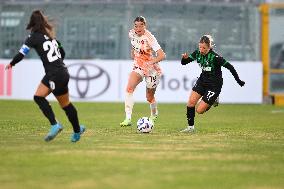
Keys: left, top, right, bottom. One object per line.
{"left": 120, "top": 16, "right": 165, "bottom": 127}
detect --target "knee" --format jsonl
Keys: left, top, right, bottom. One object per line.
{"left": 187, "top": 100, "right": 197, "bottom": 107}
{"left": 196, "top": 108, "right": 205, "bottom": 114}
{"left": 59, "top": 101, "right": 70, "bottom": 109}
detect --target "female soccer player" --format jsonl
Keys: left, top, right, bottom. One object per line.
{"left": 120, "top": 16, "right": 166, "bottom": 126}
{"left": 180, "top": 35, "right": 245, "bottom": 132}
{"left": 5, "top": 10, "right": 85, "bottom": 142}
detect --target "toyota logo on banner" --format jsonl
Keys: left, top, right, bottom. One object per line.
{"left": 67, "top": 63, "right": 110, "bottom": 99}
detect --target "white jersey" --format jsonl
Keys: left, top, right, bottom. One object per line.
{"left": 129, "top": 29, "right": 162, "bottom": 76}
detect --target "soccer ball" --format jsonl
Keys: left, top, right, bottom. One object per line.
{"left": 137, "top": 117, "right": 154, "bottom": 133}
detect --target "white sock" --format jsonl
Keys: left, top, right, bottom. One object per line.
{"left": 189, "top": 125, "right": 194, "bottom": 129}
{"left": 150, "top": 102, "right": 158, "bottom": 116}
{"left": 125, "top": 92, "right": 134, "bottom": 120}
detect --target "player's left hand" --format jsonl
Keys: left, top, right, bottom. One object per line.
{"left": 181, "top": 53, "right": 189, "bottom": 59}
{"left": 5, "top": 63, "right": 13, "bottom": 70}
{"left": 237, "top": 80, "right": 245, "bottom": 87}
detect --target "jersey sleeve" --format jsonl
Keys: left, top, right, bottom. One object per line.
{"left": 189, "top": 50, "right": 198, "bottom": 60}
{"left": 128, "top": 29, "right": 135, "bottom": 39}
{"left": 214, "top": 54, "right": 228, "bottom": 66}
{"left": 149, "top": 38, "right": 161, "bottom": 52}
{"left": 19, "top": 34, "right": 36, "bottom": 56}
{"left": 181, "top": 50, "right": 198, "bottom": 65}
{"left": 146, "top": 31, "right": 161, "bottom": 52}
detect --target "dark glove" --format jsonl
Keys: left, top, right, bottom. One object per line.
{"left": 237, "top": 80, "right": 245, "bottom": 87}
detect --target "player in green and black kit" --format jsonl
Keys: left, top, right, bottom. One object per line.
{"left": 180, "top": 35, "right": 245, "bottom": 132}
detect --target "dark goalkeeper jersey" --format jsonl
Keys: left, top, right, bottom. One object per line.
{"left": 182, "top": 49, "right": 229, "bottom": 86}
{"left": 19, "top": 32, "right": 66, "bottom": 76}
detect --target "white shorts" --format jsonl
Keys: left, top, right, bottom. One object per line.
{"left": 133, "top": 66, "right": 161, "bottom": 89}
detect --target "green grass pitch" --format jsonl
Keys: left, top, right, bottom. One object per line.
{"left": 0, "top": 100, "right": 283, "bottom": 189}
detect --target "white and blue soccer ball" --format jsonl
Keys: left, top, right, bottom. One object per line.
{"left": 137, "top": 117, "right": 154, "bottom": 133}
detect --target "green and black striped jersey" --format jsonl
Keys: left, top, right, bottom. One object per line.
{"left": 181, "top": 49, "right": 230, "bottom": 86}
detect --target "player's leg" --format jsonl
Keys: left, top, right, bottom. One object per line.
{"left": 55, "top": 93, "right": 85, "bottom": 142}
{"left": 197, "top": 88, "right": 220, "bottom": 114}
{"left": 34, "top": 82, "right": 55, "bottom": 125}
{"left": 145, "top": 74, "right": 161, "bottom": 123}
{"left": 181, "top": 78, "right": 205, "bottom": 132}
{"left": 196, "top": 100, "right": 210, "bottom": 114}
{"left": 205, "top": 96, "right": 219, "bottom": 112}
{"left": 120, "top": 70, "right": 143, "bottom": 126}
{"left": 180, "top": 91, "right": 202, "bottom": 132}
{"left": 146, "top": 87, "right": 158, "bottom": 123}
{"left": 53, "top": 71, "right": 85, "bottom": 142}
{"left": 33, "top": 77, "right": 63, "bottom": 141}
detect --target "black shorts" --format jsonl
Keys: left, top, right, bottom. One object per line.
{"left": 41, "top": 70, "right": 70, "bottom": 96}
{"left": 192, "top": 78, "right": 222, "bottom": 106}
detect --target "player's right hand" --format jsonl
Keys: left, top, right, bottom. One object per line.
{"left": 5, "top": 64, "right": 12, "bottom": 70}
{"left": 181, "top": 53, "right": 188, "bottom": 59}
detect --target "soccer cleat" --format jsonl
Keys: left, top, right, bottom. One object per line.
{"left": 213, "top": 97, "right": 219, "bottom": 107}
{"left": 180, "top": 126, "right": 195, "bottom": 133}
{"left": 149, "top": 115, "right": 158, "bottom": 123}
{"left": 71, "top": 125, "right": 86, "bottom": 142}
{"left": 120, "top": 118, "right": 132, "bottom": 127}
{"left": 44, "top": 123, "right": 63, "bottom": 142}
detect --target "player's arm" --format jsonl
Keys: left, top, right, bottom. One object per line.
{"left": 146, "top": 33, "right": 166, "bottom": 64}
{"left": 181, "top": 50, "right": 197, "bottom": 65}
{"left": 219, "top": 57, "right": 245, "bottom": 87}
{"left": 9, "top": 53, "right": 25, "bottom": 67}
{"left": 148, "top": 48, "right": 165, "bottom": 65}
{"left": 6, "top": 35, "right": 34, "bottom": 70}
{"left": 6, "top": 44, "right": 29, "bottom": 70}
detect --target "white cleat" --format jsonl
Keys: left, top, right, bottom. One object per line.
{"left": 180, "top": 126, "right": 195, "bottom": 133}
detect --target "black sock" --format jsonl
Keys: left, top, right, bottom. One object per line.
{"left": 34, "top": 96, "right": 57, "bottom": 125}
{"left": 187, "top": 106, "right": 195, "bottom": 126}
{"left": 63, "top": 103, "right": 80, "bottom": 133}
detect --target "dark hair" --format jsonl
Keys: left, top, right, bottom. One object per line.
{"left": 134, "top": 16, "right": 146, "bottom": 25}
{"left": 26, "top": 10, "right": 55, "bottom": 39}
{"left": 199, "top": 35, "right": 214, "bottom": 48}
